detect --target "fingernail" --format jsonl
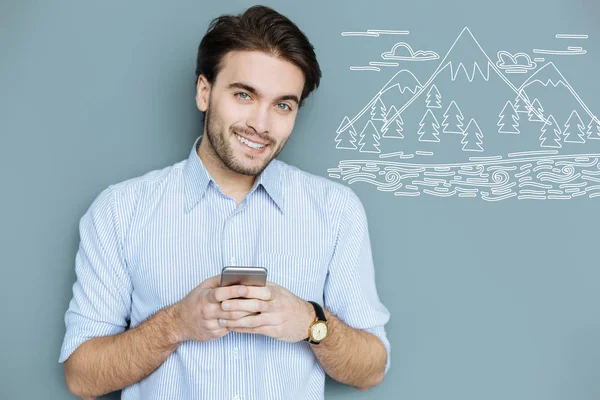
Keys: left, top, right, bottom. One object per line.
{"left": 238, "top": 287, "right": 246, "bottom": 295}
{"left": 222, "top": 302, "right": 230, "bottom": 310}
{"left": 219, "top": 319, "right": 226, "bottom": 326}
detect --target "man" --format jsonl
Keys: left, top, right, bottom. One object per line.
{"left": 59, "top": 5, "right": 390, "bottom": 399}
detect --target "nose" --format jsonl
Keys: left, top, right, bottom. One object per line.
{"left": 246, "top": 104, "right": 271, "bottom": 134}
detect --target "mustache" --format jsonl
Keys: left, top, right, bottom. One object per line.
{"left": 231, "top": 126, "right": 272, "bottom": 143}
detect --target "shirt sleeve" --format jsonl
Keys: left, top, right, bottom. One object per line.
{"left": 322, "top": 189, "right": 392, "bottom": 375}
{"left": 58, "top": 186, "right": 132, "bottom": 363}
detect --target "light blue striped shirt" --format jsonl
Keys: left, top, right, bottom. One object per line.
{"left": 59, "top": 136, "right": 391, "bottom": 399}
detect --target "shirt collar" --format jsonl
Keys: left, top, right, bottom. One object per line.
{"left": 183, "top": 136, "right": 285, "bottom": 214}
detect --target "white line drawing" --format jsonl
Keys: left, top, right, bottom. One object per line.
{"left": 332, "top": 27, "right": 599, "bottom": 201}
{"left": 350, "top": 66, "right": 381, "bottom": 72}
{"left": 327, "top": 155, "right": 600, "bottom": 201}
{"left": 379, "top": 151, "right": 404, "bottom": 158}
{"left": 335, "top": 116, "right": 357, "bottom": 150}
{"left": 442, "top": 101, "right": 465, "bottom": 134}
{"left": 358, "top": 120, "right": 381, "bottom": 153}
{"left": 540, "top": 115, "right": 562, "bottom": 148}
{"left": 470, "top": 156, "right": 502, "bottom": 161}
{"left": 377, "top": 27, "right": 547, "bottom": 134}
{"left": 587, "top": 117, "right": 600, "bottom": 140}
{"left": 498, "top": 101, "right": 520, "bottom": 134}
{"left": 461, "top": 119, "right": 484, "bottom": 151}
{"left": 506, "top": 69, "right": 528, "bottom": 74}
{"left": 418, "top": 109, "right": 440, "bottom": 142}
{"left": 368, "top": 30, "right": 410, "bottom": 35}
{"left": 382, "top": 106, "right": 404, "bottom": 138}
{"left": 350, "top": 66, "right": 381, "bottom": 71}
{"left": 369, "top": 62, "right": 399, "bottom": 67}
{"left": 526, "top": 99, "right": 544, "bottom": 122}
{"left": 342, "top": 32, "right": 379, "bottom": 37}
{"left": 519, "top": 62, "right": 596, "bottom": 123}
{"left": 533, "top": 48, "right": 587, "bottom": 55}
{"left": 508, "top": 150, "right": 559, "bottom": 158}
{"left": 563, "top": 110, "right": 586, "bottom": 143}
{"left": 496, "top": 51, "right": 537, "bottom": 72}
{"left": 381, "top": 42, "right": 440, "bottom": 61}
{"left": 426, "top": 85, "right": 442, "bottom": 108}
{"left": 556, "top": 34, "right": 588, "bottom": 39}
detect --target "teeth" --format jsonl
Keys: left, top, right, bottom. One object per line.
{"left": 236, "top": 134, "right": 266, "bottom": 149}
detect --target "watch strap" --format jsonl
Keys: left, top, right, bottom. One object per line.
{"left": 308, "top": 301, "right": 326, "bottom": 321}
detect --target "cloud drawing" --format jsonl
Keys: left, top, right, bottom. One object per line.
{"left": 381, "top": 42, "right": 439, "bottom": 61}
{"left": 496, "top": 51, "right": 537, "bottom": 71}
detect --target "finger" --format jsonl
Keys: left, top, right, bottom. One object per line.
{"left": 212, "top": 285, "right": 248, "bottom": 302}
{"left": 219, "top": 313, "right": 271, "bottom": 329}
{"left": 221, "top": 299, "right": 268, "bottom": 313}
{"left": 243, "top": 286, "right": 276, "bottom": 301}
{"left": 215, "top": 310, "right": 255, "bottom": 320}
{"left": 229, "top": 326, "right": 272, "bottom": 335}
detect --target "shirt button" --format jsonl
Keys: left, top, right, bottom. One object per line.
{"left": 229, "top": 258, "right": 236, "bottom": 266}
{"left": 232, "top": 347, "right": 239, "bottom": 357}
{"left": 233, "top": 395, "right": 240, "bottom": 400}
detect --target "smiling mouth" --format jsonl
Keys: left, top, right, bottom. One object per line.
{"left": 235, "top": 132, "right": 268, "bottom": 150}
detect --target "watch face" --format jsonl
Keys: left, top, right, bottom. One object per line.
{"left": 311, "top": 322, "right": 328, "bottom": 341}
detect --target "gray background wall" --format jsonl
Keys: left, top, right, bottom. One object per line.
{"left": 2, "top": 0, "right": 600, "bottom": 399}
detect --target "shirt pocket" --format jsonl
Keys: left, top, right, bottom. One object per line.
{"left": 253, "top": 252, "right": 326, "bottom": 302}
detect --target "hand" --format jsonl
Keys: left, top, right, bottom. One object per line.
{"left": 217, "top": 282, "right": 315, "bottom": 343}
{"left": 171, "top": 274, "right": 255, "bottom": 343}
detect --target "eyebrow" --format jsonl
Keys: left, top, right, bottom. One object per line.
{"left": 227, "top": 82, "right": 300, "bottom": 105}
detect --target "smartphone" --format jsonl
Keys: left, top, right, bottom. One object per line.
{"left": 220, "top": 266, "right": 268, "bottom": 287}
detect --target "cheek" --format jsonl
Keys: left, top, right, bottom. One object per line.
{"left": 272, "top": 115, "right": 296, "bottom": 142}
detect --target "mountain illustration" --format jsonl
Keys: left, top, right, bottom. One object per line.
{"left": 336, "top": 69, "right": 421, "bottom": 137}
{"left": 330, "top": 27, "right": 600, "bottom": 201}
{"left": 335, "top": 26, "right": 598, "bottom": 165}
{"left": 518, "top": 62, "right": 596, "bottom": 130}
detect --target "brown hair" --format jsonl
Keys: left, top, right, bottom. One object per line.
{"left": 195, "top": 5, "right": 321, "bottom": 108}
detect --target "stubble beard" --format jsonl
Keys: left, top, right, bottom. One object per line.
{"left": 204, "top": 104, "right": 284, "bottom": 177}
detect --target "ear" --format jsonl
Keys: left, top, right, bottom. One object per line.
{"left": 196, "top": 75, "right": 211, "bottom": 112}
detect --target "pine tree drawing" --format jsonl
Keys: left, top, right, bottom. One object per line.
{"left": 527, "top": 99, "right": 544, "bottom": 122}
{"left": 514, "top": 93, "right": 529, "bottom": 114}
{"left": 418, "top": 109, "right": 440, "bottom": 142}
{"left": 370, "top": 97, "right": 387, "bottom": 121}
{"left": 497, "top": 101, "right": 520, "bottom": 134}
{"left": 563, "top": 110, "right": 586, "bottom": 144}
{"left": 461, "top": 118, "right": 484, "bottom": 152}
{"left": 587, "top": 117, "right": 600, "bottom": 140}
{"left": 382, "top": 105, "right": 404, "bottom": 139}
{"left": 426, "top": 85, "right": 442, "bottom": 108}
{"left": 358, "top": 120, "right": 381, "bottom": 153}
{"left": 335, "top": 116, "right": 357, "bottom": 150}
{"left": 441, "top": 100, "right": 464, "bottom": 134}
{"left": 539, "top": 115, "right": 562, "bottom": 148}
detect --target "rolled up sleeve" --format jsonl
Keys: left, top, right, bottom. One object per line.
{"left": 58, "top": 186, "right": 132, "bottom": 363}
{"left": 322, "top": 190, "right": 391, "bottom": 374}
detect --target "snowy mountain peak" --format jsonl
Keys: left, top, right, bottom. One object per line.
{"left": 520, "top": 62, "right": 567, "bottom": 90}
{"left": 381, "top": 69, "right": 422, "bottom": 94}
{"left": 438, "top": 27, "right": 493, "bottom": 82}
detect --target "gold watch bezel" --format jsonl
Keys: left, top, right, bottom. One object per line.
{"left": 309, "top": 319, "right": 328, "bottom": 342}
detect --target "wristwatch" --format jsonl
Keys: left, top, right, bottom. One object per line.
{"left": 305, "top": 301, "right": 328, "bottom": 345}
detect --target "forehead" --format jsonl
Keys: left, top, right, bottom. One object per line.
{"left": 216, "top": 50, "right": 304, "bottom": 98}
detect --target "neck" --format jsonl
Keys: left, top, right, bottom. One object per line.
{"left": 197, "top": 136, "right": 256, "bottom": 204}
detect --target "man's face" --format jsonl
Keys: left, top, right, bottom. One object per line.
{"left": 196, "top": 51, "right": 305, "bottom": 176}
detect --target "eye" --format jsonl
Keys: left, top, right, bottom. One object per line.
{"left": 236, "top": 92, "right": 251, "bottom": 101}
{"left": 277, "top": 103, "right": 292, "bottom": 111}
